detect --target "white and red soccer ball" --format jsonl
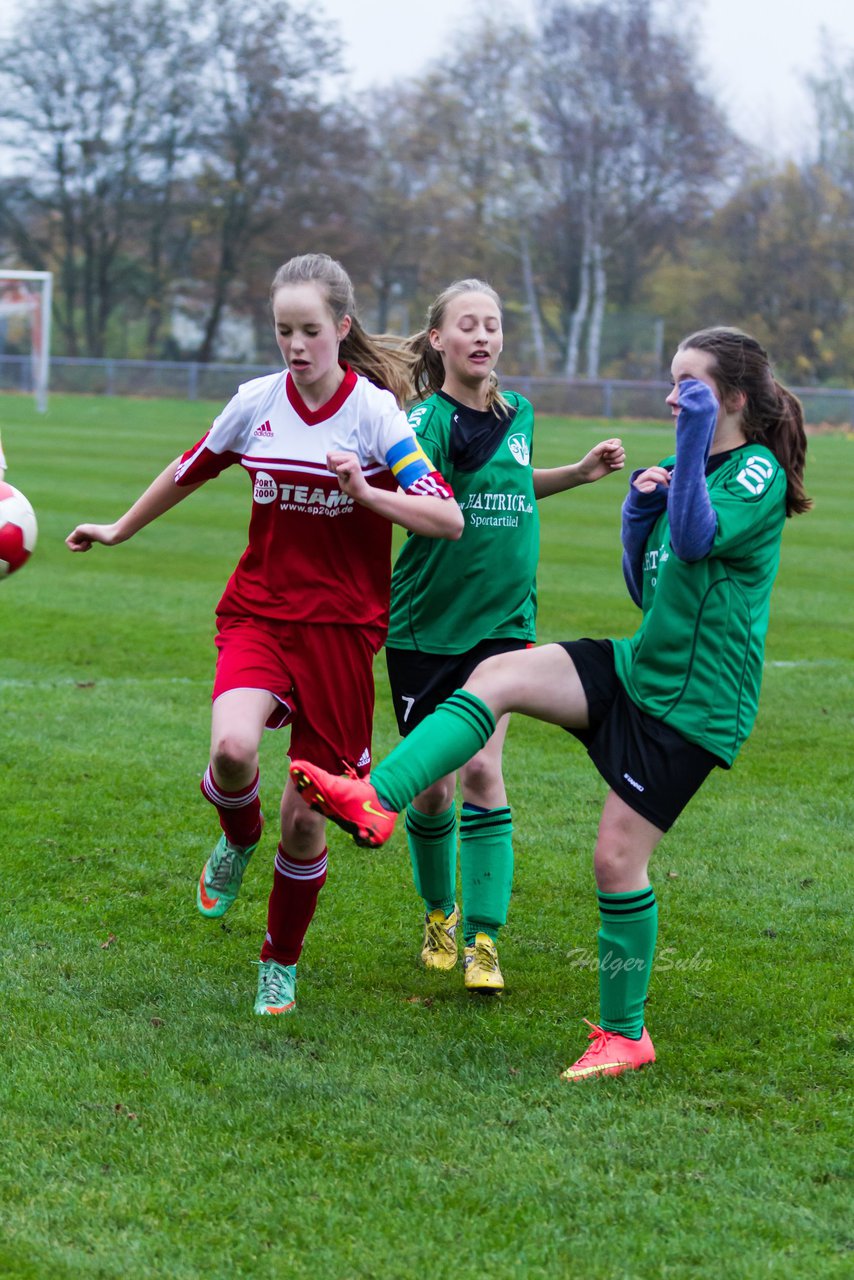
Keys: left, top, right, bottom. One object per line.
{"left": 0, "top": 481, "right": 37, "bottom": 577}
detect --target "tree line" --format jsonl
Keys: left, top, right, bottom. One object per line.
{"left": 1, "top": 0, "right": 853, "bottom": 383}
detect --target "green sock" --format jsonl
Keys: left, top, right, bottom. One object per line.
{"left": 597, "top": 887, "right": 658, "bottom": 1039}
{"left": 372, "top": 691, "right": 496, "bottom": 813}
{"left": 460, "top": 804, "right": 513, "bottom": 945}
{"left": 405, "top": 801, "right": 457, "bottom": 916}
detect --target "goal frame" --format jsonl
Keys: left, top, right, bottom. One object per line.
{"left": 0, "top": 270, "right": 53, "bottom": 413}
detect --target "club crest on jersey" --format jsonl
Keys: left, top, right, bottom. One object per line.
{"left": 253, "top": 471, "right": 278, "bottom": 504}
{"left": 508, "top": 433, "right": 530, "bottom": 466}
{"left": 735, "top": 455, "right": 775, "bottom": 495}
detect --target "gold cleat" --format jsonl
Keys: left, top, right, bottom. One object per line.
{"left": 420, "top": 905, "right": 459, "bottom": 971}
{"left": 463, "top": 931, "right": 504, "bottom": 993}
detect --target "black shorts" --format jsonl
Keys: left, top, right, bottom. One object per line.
{"left": 386, "top": 638, "right": 530, "bottom": 735}
{"left": 560, "top": 638, "right": 724, "bottom": 832}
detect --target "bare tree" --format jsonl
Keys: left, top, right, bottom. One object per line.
{"left": 342, "top": 85, "right": 444, "bottom": 334}
{"left": 534, "top": 0, "right": 734, "bottom": 376}
{"left": 0, "top": 0, "right": 204, "bottom": 356}
{"left": 185, "top": 0, "right": 344, "bottom": 362}
{"left": 808, "top": 33, "right": 854, "bottom": 198}
{"left": 363, "top": 15, "right": 549, "bottom": 367}
{"left": 0, "top": 0, "right": 350, "bottom": 360}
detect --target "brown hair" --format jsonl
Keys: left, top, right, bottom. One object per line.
{"left": 270, "top": 254, "right": 415, "bottom": 406}
{"left": 407, "top": 279, "right": 509, "bottom": 416}
{"left": 679, "top": 327, "right": 812, "bottom": 516}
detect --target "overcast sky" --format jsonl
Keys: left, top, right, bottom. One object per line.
{"left": 320, "top": 0, "right": 854, "bottom": 156}
{"left": 1, "top": 0, "right": 852, "bottom": 156}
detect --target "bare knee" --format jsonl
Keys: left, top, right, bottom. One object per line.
{"left": 211, "top": 731, "right": 259, "bottom": 783}
{"left": 281, "top": 785, "right": 327, "bottom": 856}
{"left": 412, "top": 776, "right": 456, "bottom": 814}
{"left": 459, "top": 752, "right": 505, "bottom": 809}
{"left": 594, "top": 841, "right": 644, "bottom": 893}
{"left": 285, "top": 803, "right": 325, "bottom": 846}
{"left": 593, "top": 795, "right": 661, "bottom": 893}
{"left": 465, "top": 654, "right": 510, "bottom": 707}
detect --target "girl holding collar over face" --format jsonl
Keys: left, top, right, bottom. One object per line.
{"left": 291, "top": 325, "right": 810, "bottom": 1078}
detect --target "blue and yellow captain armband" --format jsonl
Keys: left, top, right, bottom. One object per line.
{"left": 385, "top": 436, "right": 434, "bottom": 490}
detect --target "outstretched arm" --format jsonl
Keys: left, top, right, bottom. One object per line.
{"left": 532, "top": 437, "right": 625, "bottom": 498}
{"left": 668, "top": 378, "right": 718, "bottom": 562}
{"left": 66, "top": 457, "right": 205, "bottom": 551}
{"left": 327, "top": 451, "right": 463, "bottom": 540}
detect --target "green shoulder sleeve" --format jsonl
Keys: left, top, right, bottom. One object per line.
{"left": 710, "top": 449, "right": 786, "bottom": 554}
{"left": 406, "top": 397, "right": 450, "bottom": 461}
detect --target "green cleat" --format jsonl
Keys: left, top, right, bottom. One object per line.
{"left": 254, "top": 959, "right": 297, "bottom": 1015}
{"left": 196, "top": 832, "right": 261, "bottom": 918}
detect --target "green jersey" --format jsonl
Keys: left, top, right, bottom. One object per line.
{"left": 612, "top": 443, "right": 787, "bottom": 765}
{"left": 387, "top": 391, "right": 539, "bottom": 654}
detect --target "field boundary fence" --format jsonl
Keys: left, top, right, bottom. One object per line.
{"left": 1, "top": 354, "right": 853, "bottom": 425}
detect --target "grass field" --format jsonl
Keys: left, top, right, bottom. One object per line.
{"left": 1, "top": 392, "right": 852, "bottom": 1279}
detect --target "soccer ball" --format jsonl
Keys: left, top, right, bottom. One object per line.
{"left": 0, "top": 481, "right": 37, "bottom": 577}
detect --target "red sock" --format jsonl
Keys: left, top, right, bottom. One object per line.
{"left": 200, "top": 765, "right": 263, "bottom": 846}
{"left": 260, "top": 844, "right": 328, "bottom": 965}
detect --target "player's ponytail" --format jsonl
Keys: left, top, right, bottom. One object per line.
{"left": 768, "top": 382, "right": 811, "bottom": 515}
{"left": 339, "top": 317, "right": 416, "bottom": 408}
{"left": 408, "top": 279, "right": 510, "bottom": 417}
{"left": 270, "top": 253, "right": 415, "bottom": 407}
{"left": 407, "top": 328, "right": 447, "bottom": 400}
{"left": 678, "top": 327, "right": 812, "bottom": 517}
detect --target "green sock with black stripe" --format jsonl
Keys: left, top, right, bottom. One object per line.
{"left": 597, "top": 886, "right": 658, "bottom": 1039}
{"left": 460, "top": 804, "right": 513, "bottom": 945}
{"left": 371, "top": 691, "right": 496, "bottom": 813}
{"left": 406, "top": 802, "right": 457, "bottom": 916}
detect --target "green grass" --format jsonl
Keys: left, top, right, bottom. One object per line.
{"left": 1, "top": 393, "right": 852, "bottom": 1279}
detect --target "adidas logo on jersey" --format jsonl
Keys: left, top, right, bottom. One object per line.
{"left": 356, "top": 747, "right": 371, "bottom": 769}
{"left": 254, "top": 419, "right": 274, "bottom": 437}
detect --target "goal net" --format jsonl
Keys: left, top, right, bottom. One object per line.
{"left": 0, "top": 271, "right": 52, "bottom": 413}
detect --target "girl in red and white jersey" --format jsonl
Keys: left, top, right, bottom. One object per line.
{"left": 67, "top": 253, "right": 462, "bottom": 1016}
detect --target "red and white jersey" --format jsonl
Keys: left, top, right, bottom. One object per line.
{"left": 175, "top": 365, "right": 450, "bottom": 629}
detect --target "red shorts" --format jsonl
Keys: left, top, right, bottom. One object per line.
{"left": 212, "top": 615, "right": 384, "bottom": 776}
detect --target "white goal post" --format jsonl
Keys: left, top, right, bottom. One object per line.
{"left": 0, "top": 270, "right": 53, "bottom": 413}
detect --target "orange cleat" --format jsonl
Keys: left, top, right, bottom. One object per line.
{"left": 560, "top": 1019, "right": 655, "bottom": 1082}
{"left": 289, "top": 760, "right": 399, "bottom": 848}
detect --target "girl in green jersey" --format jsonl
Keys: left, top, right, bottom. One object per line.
{"left": 385, "top": 279, "right": 624, "bottom": 992}
{"left": 291, "top": 326, "right": 810, "bottom": 1078}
